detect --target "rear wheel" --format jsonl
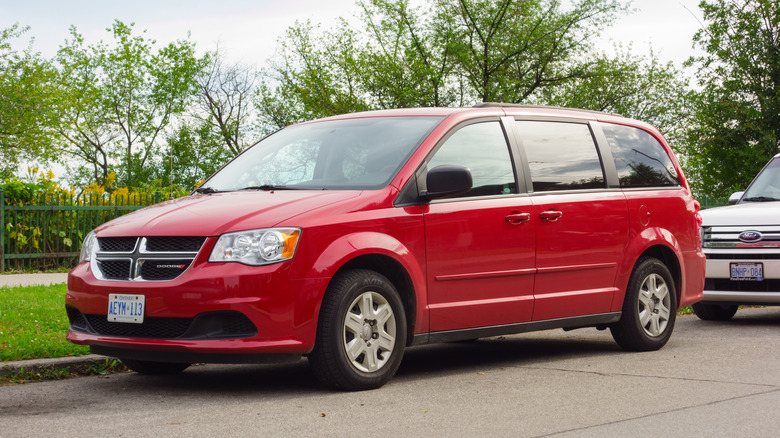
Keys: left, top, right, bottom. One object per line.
{"left": 309, "top": 269, "right": 406, "bottom": 391}
{"left": 119, "top": 358, "right": 191, "bottom": 375}
{"left": 611, "top": 257, "right": 677, "bottom": 351}
{"left": 691, "top": 303, "right": 739, "bottom": 321}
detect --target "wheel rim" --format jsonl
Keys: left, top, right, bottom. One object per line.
{"left": 342, "top": 291, "right": 396, "bottom": 373}
{"left": 637, "top": 273, "right": 671, "bottom": 337}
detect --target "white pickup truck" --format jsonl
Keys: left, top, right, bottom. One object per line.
{"left": 697, "top": 154, "right": 780, "bottom": 320}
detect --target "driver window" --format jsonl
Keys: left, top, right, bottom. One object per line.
{"left": 428, "top": 121, "right": 517, "bottom": 198}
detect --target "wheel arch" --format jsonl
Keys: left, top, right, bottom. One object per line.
{"left": 614, "top": 228, "right": 685, "bottom": 312}
{"left": 639, "top": 244, "right": 682, "bottom": 302}
{"left": 335, "top": 254, "right": 418, "bottom": 346}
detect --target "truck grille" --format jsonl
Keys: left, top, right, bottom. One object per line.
{"left": 703, "top": 226, "right": 780, "bottom": 249}
{"left": 92, "top": 236, "right": 206, "bottom": 281}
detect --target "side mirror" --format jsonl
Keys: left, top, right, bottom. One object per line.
{"left": 422, "top": 165, "right": 472, "bottom": 200}
{"left": 728, "top": 191, "right": 744, "bottom": 205}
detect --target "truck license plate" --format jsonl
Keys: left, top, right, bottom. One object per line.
{"left": 730, "top": 262, "right": 763, "bottom": 281}
{"left": 107, "top": 294, "right": 145, "bottom": 323}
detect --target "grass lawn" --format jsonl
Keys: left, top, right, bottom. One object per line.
{"left": 0, "top": 283, "right": 89, "bottom": 362}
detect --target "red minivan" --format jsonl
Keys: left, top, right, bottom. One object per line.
{"left": 66, "top": 104, "right": 705, "bottom": 390}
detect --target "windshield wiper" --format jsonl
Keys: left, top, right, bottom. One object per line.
{"left": 239, "top": 185, "right": 297, "bottom": 191}
{"left": 742, "top": 196, "right": 779, "bottom": 202}
{"left": 194, "top": 186, "right": 219, "bottom": 194}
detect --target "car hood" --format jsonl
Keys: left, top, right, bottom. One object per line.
{"left": 701, "top": 201, "right": 780, "bottom": 226}
{"left": 96, "top": 190, "right": 362, "bottom": 237}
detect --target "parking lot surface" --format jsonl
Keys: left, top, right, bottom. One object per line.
{"left": 1, "top": 307, "right": 779, "bottom": 437}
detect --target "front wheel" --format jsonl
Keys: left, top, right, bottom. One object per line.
{"left": 610, "top": 257, "right": 677, "bottom": 351}
{"left": 308, "top": 269, "right": 407, "bottom": 391}
{"left": 692, "top": 303, "right": 739, "bottom": 321}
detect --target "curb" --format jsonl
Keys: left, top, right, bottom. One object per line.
{"left": 0, "top": 354, "right": 113, "bottom": 377}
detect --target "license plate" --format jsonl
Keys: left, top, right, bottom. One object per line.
{"left": 730, "top": 262, "right": 764, "bottom": 281}
{"left": 108, "top": 294, "right": 145, "bottom": 323}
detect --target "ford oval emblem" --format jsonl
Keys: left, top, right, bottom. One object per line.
{"left": 739, "top": 230, "right": 763, "bottom": 242}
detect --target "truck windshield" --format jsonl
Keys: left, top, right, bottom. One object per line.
{"left": 200, "top": 116, "right": 442, "bottom": 192}
{"left": 742, "top": 158, "right": 780, "bottom": 202}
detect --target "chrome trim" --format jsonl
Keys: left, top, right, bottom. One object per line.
{"left": 701, "top": 290, "right": 780, "bottom": 304}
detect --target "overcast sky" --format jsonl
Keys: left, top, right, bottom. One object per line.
{"left": 2, "top": 0, "right": 705, "bottom": 68}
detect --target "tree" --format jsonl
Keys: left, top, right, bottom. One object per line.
{"left": 161, "top": 120, "right": 234, "bottom": 190}
{"left": 195, "top": 48, "right": 261, "bottom": 155}
{"left": 0, "top": 24, "right": 60, "bottom": 178}
{"left": 537, "top": 45, "right": 692, "bottom": 143}
{"left": 54, "top": 21, "right": 207, "bottom": 187}
{"left": 256, "top": 0, "right": 630, "bottom": 128}
{"left": 438, "top": 0, "right": 627, "bottom": 103}
{"left": 682, "top": 0, "right": 780, "bottom": 198}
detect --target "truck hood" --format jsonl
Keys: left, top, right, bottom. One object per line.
{"left": 96, "top": 190, "right": 362, "bottom": 237}
{"left": 700, "top": 201, "right": 780, "bottom": 226}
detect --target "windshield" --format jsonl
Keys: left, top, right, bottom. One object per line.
{"left": 201, "top": 116, "right": 443, "bottom": 192}
{"left": 742, "top": 158, "right": 780, "bottom": 202}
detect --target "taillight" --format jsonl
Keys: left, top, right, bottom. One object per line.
{"left": 693, "top": 200, "right": 703, "bottom": 228}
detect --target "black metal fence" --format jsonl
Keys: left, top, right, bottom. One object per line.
{"left": 0, "top": 188, "right": 162, "bottom": 271}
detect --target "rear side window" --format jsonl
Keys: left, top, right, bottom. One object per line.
{"left": 428, "top": 121, "right": 516, "bottom": 197}
{"left": 516, "top": 121, "right": 605, "bottom": 192}
{"left": 601, "top": 124, "right": 680, "bottom": 188}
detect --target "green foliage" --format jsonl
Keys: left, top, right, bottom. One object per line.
{"left": 1, "top": 169, "right": 188, "bottom": 271}
{"left": 681, "top": 0, "right": 780, "bottom": 198}
{"left": 53, "top": 20, "right": 209, "bottom": 188}
{"left": 0, "top": 283, "right": 89, "bottom": 361}
{"left": 0, "top": 24, "right": 61, "bottom": 176}
{"left": 537, "top": 46, "right": 692, "bottom": 145}
{"left": 257, "top": 0, "right": 636, "bottom": 128}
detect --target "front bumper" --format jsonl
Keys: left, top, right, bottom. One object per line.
{"left": 66, "top": 258, "right": 330, "bottom": 357}
{"left": 702, "top": 256, "right": 780, "bottom": 305}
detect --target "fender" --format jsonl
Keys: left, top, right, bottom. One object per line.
{"left": 611, "top": 226, "right": 685, "bottom": 312}
{"left": 291, "top": 230, "right": 429, "bottom": 335}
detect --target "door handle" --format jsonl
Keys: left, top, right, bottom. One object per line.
{"left": 539, "top": 210, "right": 563, "bottom": 221}
{"left": 505, "top": 212, "right": 531, "bottom": 224}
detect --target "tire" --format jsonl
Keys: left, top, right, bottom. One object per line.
{"left": 119, "top": 358, "right": 191, "bottom": 375}
{"left": 610, "top": 257, "right": 677, "bottom": 351}
{"left": 691, "top": 303, "right": 739, "bottom": 321}
{"left": 309, "top": 269, "right": 407, "bottom": 391}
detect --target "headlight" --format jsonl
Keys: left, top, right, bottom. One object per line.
{"left": 209, "top": 228, "right": 301, "bottom": 266}
{"left": 79, "top": 230, "right": 97, "bottom": 263}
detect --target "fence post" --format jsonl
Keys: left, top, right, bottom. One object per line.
{"left": 155, "top": 190, "right": 161, "bottom": 204}
{"left": 0, "top": 187, "right": 4, "bottom": 272}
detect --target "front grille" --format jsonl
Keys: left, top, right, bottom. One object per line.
{"left": 85, "top": 314, "right": 192, "bottom": 338}
{"left": 706, "top": 278, "right": 780, "bottom": 292}
{"left": 706, "top": 253, "right": 780, "bottom": 260}
{"left": 703, "top": 225, "right": 780, "bottom": 248}
{"left": 97, "top": 259, "right": 132, "bottom": 280}
{"left": 99, "top": 237, "right": 138, "bottom": 252}
{"left": 139, "top": 259, "right": 193, "bottom": 281}
{"left": 145, "top": 237, "right": 205, "bottom": 252}
{"left": 67, "top": 308, "right": 257, "bottom": 340}
{"left": 91, "top": 236, "right": 205, "bottom": 282}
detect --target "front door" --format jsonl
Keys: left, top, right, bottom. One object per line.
{"left": 424, "top": 120, "right": 536, "bottom": 332}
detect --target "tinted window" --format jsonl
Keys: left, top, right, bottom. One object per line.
{"left": 517, "top": 121, "right": 605, "bottom": 191}
{"left": 601, "top": 123, "right": 680, "bottom": 188}
{"left": 428, "top": 121, "right": 516, "bottom": 197}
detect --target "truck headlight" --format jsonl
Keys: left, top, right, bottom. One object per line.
{"left": 209, "top": 228, "right": 301, "bottom": 266}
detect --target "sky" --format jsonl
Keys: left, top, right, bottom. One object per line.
{"left": 2, "top": 0, "right": 706, "bottom": 69}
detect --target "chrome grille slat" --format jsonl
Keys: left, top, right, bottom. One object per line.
{"left": 703, "top": 226, "right": 780, "bottom": 248}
